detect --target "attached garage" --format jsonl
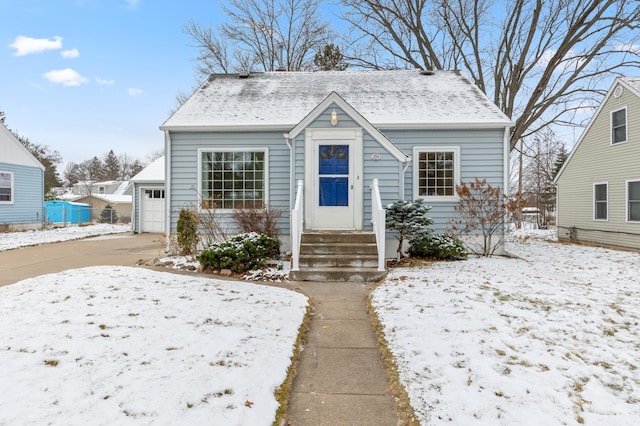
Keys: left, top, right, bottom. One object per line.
{"left": 130, "top": 157, "right": 165, "bottom": 233}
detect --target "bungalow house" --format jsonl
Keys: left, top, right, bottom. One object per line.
{"left": 554, "top": 77, "right": 640, "bottom": 250}
{"left": 0, "top": 122, "right": 45, "bottom": 231}
{"left": 130, "top": 156, "right": 165, "bottom": 233}
{"left": 160, "top": 70, "right": 513, "bottom": 280}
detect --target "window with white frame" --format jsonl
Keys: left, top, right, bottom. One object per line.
{"left": 0, "top": 171, "right": 13, "bottom": 203}
{"left": 200, "top": 149, "right": 267, "bottom": 209}
{"left": 413, "top": 147, "right": 460, "bottom": 200}
{"left": 593, "top": 183, "right": 608, "bottom": 220}
{"left": 628, "top": 180, "right": 640, "bottom": 222}
{"left": 611, "top": 107, "right": 627, "bottom": 144}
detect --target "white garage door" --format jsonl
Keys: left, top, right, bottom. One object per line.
{"left": 141, "top": 188, "right": 165, "bottom": 233}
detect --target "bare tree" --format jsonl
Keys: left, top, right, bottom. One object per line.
{"left": 519, "top": 129, "right": 565, "bottom": 227}
{"left": 339, "top": 0, "right": 640, "bottom": 150}
{"left": 185, "top": 0, "right": 333, "bottom": 76}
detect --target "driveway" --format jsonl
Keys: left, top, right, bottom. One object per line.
{"left": 0, "top": 233, "right": 166, "bottom": 287}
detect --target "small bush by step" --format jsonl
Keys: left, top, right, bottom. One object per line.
{"left": 197, "top": 232, "right": 280, "bottom": 274}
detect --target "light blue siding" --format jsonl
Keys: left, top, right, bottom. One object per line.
{"left": 169, "top": 132, "right": 291, "bottom": 236}
{"left": 389, "top": 128, "right": 506, "bottom": 233}
{"left": 0, "top": 162, "right": 44, "bottom": 227}
{"left": 168, "top": 112, "right": 506, "bottom": 242}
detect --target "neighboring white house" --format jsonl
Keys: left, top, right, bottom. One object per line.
{"left": 0, "top": 122, "right": 45, "bottom": 231}
{"left": 160, "top": 70, "right": 513, "bottom": 280}
{"left": 555, "top": 76, "right": 640, "bottom": 250}
{"left": 130, "top": 156, "right": 165, "bottom": 233}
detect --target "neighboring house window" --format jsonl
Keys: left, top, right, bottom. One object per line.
{"left": 628, "top": 180, "right": 640, "bottom": 222}
{"left": 0, "top": 171, "right": 13, "bottom": 203}
{"left": 200, "top": 149, "right": 267, "bottom": 209}
{"left": 611, "top": 107, "right": 627, "bottom": 144}
{"left": 99, "top": 186, "right": 105, "bottom": 194}
{"left": 413, "top": 147, "right": 460, "bottom": 200}
{"left": 593, "top": 183, "right": 608, "bottom": 220}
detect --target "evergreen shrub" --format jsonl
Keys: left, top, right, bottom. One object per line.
{"left": 177, "top": 209, "right": 199, "bottom": 255}
{"left": 197, "top": 232, "right": 280, "bottom": 273}
{"left": 408, "top": 234, "right": 468, "bottom": 260}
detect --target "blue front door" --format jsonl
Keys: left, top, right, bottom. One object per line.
{"left": 318, "top": 144, "right": 349, "bottom": 207}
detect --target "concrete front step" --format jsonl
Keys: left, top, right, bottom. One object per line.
{"left": 289, "top": 267, "right": 386, "bottom": 283}
{"left": 291, "top": 231, "right": 386, "bottom": 282}
{"left": 299, "top": 254, "right": 378, "bottom": 268}
{"left": 300, "top": 242, "right": 378, "bottom": 255}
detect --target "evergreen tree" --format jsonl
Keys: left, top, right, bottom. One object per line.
{"left": 100, "top": 204, "right": 118, "bottom": 223}
{"left": 85, "top": 156, "right": 104, "bottom": 181}
{"left": 129, "top": 159, "right": 145, "bottom": 178}
{"left": 102, "top": 150, "right": 121, "bottom": 180}
{"left": 385, "top": 199, "right": 433, "bottom": 258}
{"left": 552, "top": 145, "right": 569, "bottom": 179}
{"left": 314, "top": 44, "right": 347, "bottom": 71}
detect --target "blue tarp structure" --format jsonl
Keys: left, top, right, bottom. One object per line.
{"left": 45, "top": 201, "right": 92, "bottom": 224}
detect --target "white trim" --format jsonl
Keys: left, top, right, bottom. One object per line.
{"left": 503, "top": 127, "right": 510, "bottom": 196}
{"left": 593, "top": 182, "right": 608, "bottom": 221}
{"left": 412, "top": 146, "right": 461, "bottom": 202}
{"left": 610, "top": 106, "right": 628, "bottom": 145}
{"left": 161, "top": 122, "right": 514, "bottom": 133}
{"left": 197, "top": 147, "right": 269, "bottom": 212}
{"left": 626, "top": 179, "right": 640, "bottom": 223}
{"left": 0, "top": 124, "right": 45, "bottom": 171}
{"left": 0, "top": 170, "right": 14, "bottom": 204}
{"left": 164, "top": 130, "right": 171, "bottom": 244}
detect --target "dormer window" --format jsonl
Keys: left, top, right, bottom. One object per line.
{"left": 611, "top": 107, "right": 627, "bottom": 144}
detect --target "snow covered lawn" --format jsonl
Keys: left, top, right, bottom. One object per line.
{"left": 373, "top": 231, "right": 640, "bottom": 425}
{"left": 0, "top": 224, "right": 130, "bottom": 251}
{"left": 0, "top": 267, "right": 308, "bottom": 425}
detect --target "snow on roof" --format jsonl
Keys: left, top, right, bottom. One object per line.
{"left": 91, "top": 194, "right": 132, "bottom": 204}
{"left": 130, "top": 156, "right": 164, "bottom": 182}
{"left": 161, "top": 70, "right": 513, "bottom": 130}
{"left": 113, "top": 181, "right": 130, "bottom": 195}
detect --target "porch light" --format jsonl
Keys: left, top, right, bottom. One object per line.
{"left": 330, "top": 109, "right": 338, "bottom": 126}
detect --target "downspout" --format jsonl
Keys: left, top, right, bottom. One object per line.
{"left": 503, "top": 126, "right": 510, "bottom": 195}
{"left": 400, "top": 160, "right": 410, "bottom": 201}
{"left": 284, "top": 133, "right": 294, "bottom": 253}
{"left": 284, "top": 134, "right": 294, "bottom": 209}
{"left": 164, "top": 130, "right": 171, "bottom": 251}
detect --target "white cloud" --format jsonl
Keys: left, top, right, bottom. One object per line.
{"left": 614, "top": 42, "right": 640, "bottom": 54}
{"left": 43, "top": 68, "right": 89, "bottom": 86}
{"left": 127, "top": 88, "right": 143, "bottom": 96}
{"left": 95, "top": 77, "right": 115, "bottom": 85}
{"left": 9, "top": 35, "right": 63, "bottom": 56}
{"left": 125, "top": 0, "right": 140, "bottom": 8}
{"left": 61, "top": 48, "right": 80, "bottom": 58}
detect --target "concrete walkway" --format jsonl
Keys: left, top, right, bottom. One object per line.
{"left": 280, "top": 280, "right": 401, "bottom": 425}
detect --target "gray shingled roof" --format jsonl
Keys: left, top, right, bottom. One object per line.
{"left": 161, "top": 70, "right": 513, "bottom": 130}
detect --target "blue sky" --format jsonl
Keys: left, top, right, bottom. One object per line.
{"left": 1, "top": 0, "right": 225, "bottom": 166}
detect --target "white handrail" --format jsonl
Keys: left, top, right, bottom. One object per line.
{"left": 291, "top": 179, "right": 304, "bottom": 271}
{"left": 370, "top": 179, "right": 386, "bottom": 271}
